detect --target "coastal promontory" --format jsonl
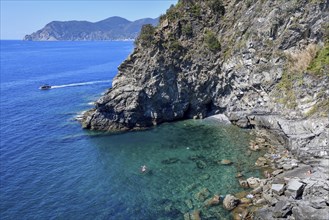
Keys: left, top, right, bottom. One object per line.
{"left": 24, "top": 16, "right": 158, "bottom": 41}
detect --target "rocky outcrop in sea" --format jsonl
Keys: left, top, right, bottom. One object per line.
{"left": 81, "top": 0, "right": 329, "bottom": 219}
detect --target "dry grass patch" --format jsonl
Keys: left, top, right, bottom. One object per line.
{"left": 285, "top": 44, "right": 318, "bottom": 74}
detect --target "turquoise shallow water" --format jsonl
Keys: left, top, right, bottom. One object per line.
{"left": 0, "top": 41, "right": 262, "bottom": 219}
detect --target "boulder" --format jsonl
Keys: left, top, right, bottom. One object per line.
{"left": 239, "top": 179, "right": 249, "bottom": 188}
{"left": 271, "top": 183, "right": 285, "bottom": 195}
{"left": 246, "top": 177, "right": 261, "bottom": 188}
{"left": 223, "top": 194, "right": 240, "bottom": 210}
{"left": 285, "top": 179, "right": 305, "bottom": 199}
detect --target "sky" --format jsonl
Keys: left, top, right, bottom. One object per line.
{"left": 0, "top": 0, "right": 178, "bottom": 40}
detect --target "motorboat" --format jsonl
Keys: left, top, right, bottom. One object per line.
{"left": 39, "top": 84, "right": 51, "bottom": 90}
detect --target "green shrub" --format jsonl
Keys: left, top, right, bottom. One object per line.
{"left": 182, "top": 24, "right": 193, "bottom": 37}
{"left": 168, "top": 40, "right": 183, "bottom": 51}
{"left": 166, "top": 4, "right": 181, "bottom": 21}
{"left": 136, "top": 24, "right": 156, "bottom": 47}
{"left": 307, "top": 41, "right": 329, "bottom": 76}
{"left": 209, "top": 0, "right": 225, "bottom": 15}
{"left": 159, "top": 14, "right": 166, "bottom": 22}
{"left": 204, "top": 30, "right": 221, "bottom": 52}
{"left": 191, "top": 4, "right": 201, "bottom": 17}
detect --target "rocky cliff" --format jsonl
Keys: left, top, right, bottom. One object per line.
{"left": 81, "top": 0, "right": 329, "bottom": 218}
{"left": 82, "top": 0, "right": 328, "bottom": 130}
{"left": 24, "top": 16, "right": 158, "bottom": 41}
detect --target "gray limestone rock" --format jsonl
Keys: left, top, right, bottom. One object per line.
{"left": 285, "top": 179, "right": 305, "bottom": 199}
{"left": 263, "top": 193, "right": 278, "bottom": 206}
{"left": 254, "top": 207, "right": 275, "bottom": 220}
{"left": 246, "top": 177, "right": 261, "bottom": 188}
{"left": 223, "top": 194, "right": 240, "bottom": 211}
{"left": 272, "top": 200, "right": 293, "bottom": 218}
{"left": 272, "top": 169, "right": 283, "bottom": 176}
{"left": 271, "top": 183, "right": 285, "bottom": 195}
{"left": 292, "top": 202, "right": 329, "bottom": 220}
{"left": 302, "top": 178, "right": 329, "bottom": 208}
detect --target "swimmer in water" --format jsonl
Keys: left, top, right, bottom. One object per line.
{"left": 141, "top": 165, "right": 147, "bottom": 173}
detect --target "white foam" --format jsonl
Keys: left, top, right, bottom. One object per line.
{"left": 50, "top": 80, "right": 112, "bottom": 89}
{"left": 75, "top": 110, "right": 87, "bottom": 121}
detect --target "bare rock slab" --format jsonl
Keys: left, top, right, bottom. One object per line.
{"left": 292, "top": 202, "right": 329, "bottom": 220}
{"left": 272, "top": 200, "right": 293, "bottom": 218}
{"left": 271, "top": 183, "right": 285, "bottom": 195}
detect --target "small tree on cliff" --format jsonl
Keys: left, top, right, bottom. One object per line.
{"left": 135, "top": 24, "right": 156, "bottom": 47}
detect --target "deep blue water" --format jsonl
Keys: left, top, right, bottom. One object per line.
{"left": 0, "top": 41, "right": 261, "bottom": 220}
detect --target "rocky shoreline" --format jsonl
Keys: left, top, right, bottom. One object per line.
{"left": 199, "top": 113, "right": 329, "bottom": 220}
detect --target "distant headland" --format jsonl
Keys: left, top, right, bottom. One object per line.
{"left": 24, "top": 16, "right": 159, "bottom": 41}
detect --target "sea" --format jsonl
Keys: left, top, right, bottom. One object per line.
{"left": 0, "top": 40, "right": 262, "bottom": 219}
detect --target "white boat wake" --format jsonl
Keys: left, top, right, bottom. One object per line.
{"left": 50, "top": 80, "right": 112, "bottom": 89}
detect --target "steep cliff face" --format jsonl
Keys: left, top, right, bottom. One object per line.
{"left": 82, "top": 0, "right": 328, "bottom": 132}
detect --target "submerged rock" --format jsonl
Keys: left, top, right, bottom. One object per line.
{"left": 199, "top": 173, "right": 210, "bottom": 180}
{"left": 194, "top": 188, "right": 210, "bottom": 202}
{"left": 161, "top": 157, "right": 180, "bottom": 164}
{"left": 220, "top": 159, "right": 233, "bottom": 165}
{"left": 204, "top": 195, "right": 220, "bottom": 207}
{"left": 185, "top": 199, "right": 194, "bottom": 210}
{"left": 196, "top": 160, "right": 207, "bottom": 169}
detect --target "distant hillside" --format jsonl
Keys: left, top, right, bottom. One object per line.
{"left": 24, "top": 16, "right": 159, "bottom": 41}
